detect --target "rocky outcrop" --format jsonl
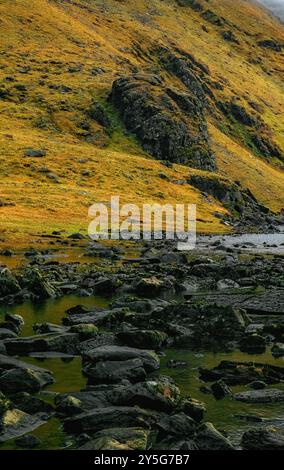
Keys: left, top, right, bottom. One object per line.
{"left": 109, "top": 73, "right": 215, "bottom": 170}
{"left": 188, "top": 174, "right": 278, "bottom": 229}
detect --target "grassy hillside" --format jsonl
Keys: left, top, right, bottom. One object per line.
{"left": 0, "top": 0, "right": 283, "bottom": 247}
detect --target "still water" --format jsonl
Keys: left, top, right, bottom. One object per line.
{"left": 0, "top": 294, "right": 283, "bottom": 449}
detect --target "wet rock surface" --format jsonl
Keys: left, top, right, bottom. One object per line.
{"left": 0, "top": 238, "right": 283, "bottom": 449}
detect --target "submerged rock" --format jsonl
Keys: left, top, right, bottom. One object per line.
{"left": 234, "top": 389, "right": 284, "bottom": 403}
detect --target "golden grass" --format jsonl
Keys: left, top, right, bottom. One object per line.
{"left": 0, "top": 0, "right": 283, "bottom": 247}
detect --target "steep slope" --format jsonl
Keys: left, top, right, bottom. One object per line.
{"left": 0, "top": 0, "right": 283, "bottom": 246}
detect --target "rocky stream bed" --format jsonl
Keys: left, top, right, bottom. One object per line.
{"left": 0, "top": 232, "right": 283, "bottom": 450}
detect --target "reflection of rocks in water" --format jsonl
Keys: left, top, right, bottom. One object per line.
{"left": 0, "top": 240, "right": 284, "bottom": 449}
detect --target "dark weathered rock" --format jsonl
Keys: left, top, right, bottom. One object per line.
{"left": 195, "top": 422, "right": 235, "bottom": 450}
{"left": 240, "top": 334, "right": 266, "bottom": 353}
{"left": 0, "top": 409, "right": 45, "bottom": 443}
{"left": 109, "top": 74, "right": 215, "bottom": 170}
{"left": 63, "top": 308, "right": 128, "bottom": 327}
{"left": 109, "top": 378, "right": 180, "bottom": 412}
{"left": 178, "top": 398, "right": 206, "bottom": 423}
{"left": 0, "top": 367, "right": 54, "bottom": 393}
{"left": 234, "top": 389, "right": 284, "bottom": 403}
{"left": 0, "top": 268, "right": 21, "bottom": 297}
{"left": 22, "top": 267, "right": 57, "bottom": 299}
{"left": 117, "top": 330, "right": 168, "bottom": 350}
{"left": 79, "top": 427, "right": 150, "bottom": 450}
{"left": 200, "top": 360, "right": 284, "bottom": 385}
{"left": 202, "top": 9, "right": 224, "bottom": 26}
{"left": 64, "top": 406, "right": 155, "bottom": 434}
{"left": 272, "top": 343, "right": 284, "bottom": 357}
{"left": 83, "top": 345, "right": 160, "bottom": 372}
{"left": 84, "top": 358, "right": 147, "bottom": 384}
{"left": 10, "top": 392, "right": 54, "bottom": 414}
{"left": 257, "top": 40, "right": 282, "bottom": 52}
{"left": 15, "top": 434, "right": 42, "bottom": 448}
{"left": 4, "top": 332, "right": 79, "bottom": 355}
{"left": 241, "top": 428, "right": 284, "bottom": 450}
{"left": 24, "top": 148, "right": 46, "bottom": 158}
{"left": 211, "top": 380, "right": 233, "bottom": 400}
{"left": 156, "top": 412, "right": 196, "bottom": 436}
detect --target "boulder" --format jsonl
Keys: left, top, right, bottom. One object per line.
{"left": 0, "top": 367, "right": 54, "bottom": 393}
{"left": 199, "top": 360, "right": 284, "bottom": 385}
{"left": 211, "top": 380, "right": 233, "bottom": 400}
{"left": 83, "top": 358, "right": 147, "bottom": 384}
{"left": 4, "top": 333, "right": 79, "bottom": 355}
{"left": 240, "top": 334, "right": 266, "bottom": 353}
{"left": 108, "top": 378, "right": 180, "bottom": 412}
{"left": 178, "top": 398, "right": 206, "bottom": 422}
{"left": 272, "top": 343, "right": 284, "bottom": 357}
{"left": 234, "top": 389, "right": 284, "bottom": 403}
{"left": 241, "top": 428, "right": 284, "bottom": 450}
{"left": 63, "top": 308, "right": 127, "bottom": 327}
{"left": 79, "top": 427, "right": 150, "bottom": 450}
{"left": 217, "top": 279, "right": 240, "bottom": 290}
{"left": 135, "top": 277, "right": 165, "bottom": 298}
{"left": 117, "top": 330, "right": 168, "bottom": 350}
{"left": 64, "top": 406, "right": 155, "bottom": 434}
{"left": 10, "top": 392, "right": 54, "bottom": 414}
{"left": 0, "top": 409, "right": 45, "bottom": 443}
{"left": 156, "top": 413, "right": 196, "bottom": 436}
{"left": 0, "top": 268, "right": 21, "bottom": 297}
{"left": 70, "top": 324, "right": 99, "bottom": 339}
{"left": 22, "top": 267, "right": 57, "bottom": 299}
{"left": 83, "top": 346, "right": 160, "bottom": 373}
{"left": 15, "top": 434, "right": 42, "bottom": 449}
{"left": 195, "top": 422, "right": 235, "bottom": 450}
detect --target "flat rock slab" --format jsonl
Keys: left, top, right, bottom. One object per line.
{"left": 198, "top": 290, "right": 284, "bottom": 315}
{"left": 63, "top": 308, "right": 127, "bottom": 327}
{"left": 4, "top": 333, "right": 79, "bottom": 355}
{"left": 0, "top": 354, "right": 53, "bottom": 374}
{"left": 83, "top": 345, "right": 160, "bottom": 373}
{"left": 0, "top": 409, "right": 45, "bottom": 443}
{"left": 235, "top": 389, "right": 284, "bottom": 403}
{"left": 64, "top": 406, "right": 156, "bottom": 434}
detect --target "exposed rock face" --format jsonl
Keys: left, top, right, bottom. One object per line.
{"left": 188, "top": 174, "right": 278, "bottom": 229}
{"left": 109, "top": 73, "right": 215, "bottom": 170}
{"left": 241, "top": 428, "right": 284, "bottom": 450}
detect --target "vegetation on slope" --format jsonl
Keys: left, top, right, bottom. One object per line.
{"left": 0, "top": 0, "right": 283, "bottom": 246}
